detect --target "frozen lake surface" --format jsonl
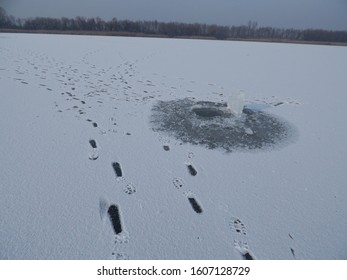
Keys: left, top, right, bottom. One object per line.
{"left": 0, "top": 33, "right": 347, "bottom": 259}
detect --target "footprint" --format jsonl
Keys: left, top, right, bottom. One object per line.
{"left": 112, "top": 162, "right": 123, "bottom": 178}
{"left": 88, "top": 139, "right": 99, "bottom": 160}
{"left": 173, "top": 178, "right": 184, "bottom": 190}
{"left": 289, "top": 233, "right": 296, "bottom": 259}
{"left": 158, "top": 135, "right": 171, "bottom": 151}
{"left": 89, "top": 139, "right": 97, "bottom": 149}
{"left": 106, "top": 204, "right": 130, "bottom": 258}
{"left": 229, "top": 217, "right": 256, "bottom": 260}
{"left": 290, "top": 248, "right": 296, "bottom": 259}
{"left": 122, "top": 183, "right": 136, "bottom": 195}
{"left": 108, "top": 204, "right": 122, "bottom": 235}
{"left": 112, "top": 252, "right": 129, "bottom": 260}
{"left": 187, "top": 164, "right": 197, "bottom": 176}
{"left": 163, "top": 145, "right": 170, "bottom": 151}
{"left": 187, "top": 196, "right": 203, "bottom": 214}
{"left": 185, "top": 151, "right": 195, "bottom": 165}
{"left": 242, "top": 252, "right": 255, "bottom": 260}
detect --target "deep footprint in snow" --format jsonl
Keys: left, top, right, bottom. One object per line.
{"left": 163, "top": 145, "right": 170, "bottom": 151}
{"left": 89, "top": 139, "right": 97, "bottom": 149}
{"left": 229, "top": 217, "right": 256, "bottom": 260}
{"left": 88, "top": 139, "right": 99, "bottom": 160}
{"left": 112, "top": 162, "right": 123, "bottom": 178}
{"left": 108, "top": 204, "right": 122, "bottom": 235}
{"left": 242, "top": 252, "right": 255, "bottom": 260}
{"left": 187, "top": 164, "right": 197, "bottom": 176}
{"left": 187, "top": 196, "right": 203, "bottom": 214}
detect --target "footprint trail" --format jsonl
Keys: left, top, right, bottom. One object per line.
{"left": 88, "top": 139, "right": 99, "bottom": 160}
{"left": 229, "top": 217, "right": 256, "bottom": 260}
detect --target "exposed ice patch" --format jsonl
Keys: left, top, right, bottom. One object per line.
{"left": 150, "top": 98, "right": 297, "bottom": 153}
{"left": 227, "top": 92, "right": 245, "bottom": 117}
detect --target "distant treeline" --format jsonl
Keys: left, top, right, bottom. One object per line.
{"left": 1, "top": 7, "right": 347, "bottom": 43}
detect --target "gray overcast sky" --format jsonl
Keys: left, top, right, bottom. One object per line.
{"left": 2, "top": 0, "right": 347, "bottom": 30}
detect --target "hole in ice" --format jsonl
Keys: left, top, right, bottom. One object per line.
{"left": 192, "top": 107, "right": 224, "bottom": 118}
{"left": 150, "top": 98, "right": 297, "bottom": 153}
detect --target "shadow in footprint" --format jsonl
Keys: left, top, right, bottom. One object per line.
{"left": 242, "top": 252, "right": 255, "bottom": 260}
{"left": 188, "top": 197, "right": 203, "bottom": 214}
{"left": 89, "top": 139, "right": 97, "bottom": 149}
{"left": 108, "top": 205, "right": 122, "bottom": 235}
{"left": 88, "top": 139, "right": 99, "bottom": 160}
{"left": 163, "top": 145, "right": 170, "bottom": 151}
{"left": 187, "top": 164, "right": 197, "bottom": 176}
{"left": 112, "top": 162, "right": 123, "bottom": 178}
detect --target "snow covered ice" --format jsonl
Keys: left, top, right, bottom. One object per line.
{"left": 1, "top": 33, "right": 347, "bottom": 260}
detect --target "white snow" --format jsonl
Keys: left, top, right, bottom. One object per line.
{"left": 1, "top": 33, "right": 347, "bottom": 260}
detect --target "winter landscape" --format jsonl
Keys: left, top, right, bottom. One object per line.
{"left": 0, "top": 33, "right": 346, "bottom": 260}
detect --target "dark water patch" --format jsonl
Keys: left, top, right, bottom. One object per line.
{"left": 187, "top": 165, "right": 197, "bottom": 176}
{"left": 150, "top": 98, "right": 296, "bottom": 153}
{"left": 112, "top": 162, "right": 123, "bottom": 177}
{"left": 192, "top": 107, "right": 224, "bottom": 118}
{"left": 108, "top": 205, "right": 122, "bottom": 234}
{"left": 89, "top": 139, "right": 97, "bottom": 149}
{"left": 188, "top": 197, "right": 203, "bottom": 214}
{"left": 92, "top": 122, "right": 98, "bottom": 127}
